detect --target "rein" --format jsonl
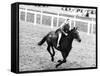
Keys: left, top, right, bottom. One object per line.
{"left": 65, "top": 30, "right": 74, "bottom": 39}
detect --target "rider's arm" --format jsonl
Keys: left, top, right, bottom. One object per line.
{"left": 60, "top": 22, "right": 65, "bottom": 28}
{"left": 61, "top": 29, "right": 68, "bottom": 36}
{"left": 60, "top": 20, "right": 67, "bottom": 28}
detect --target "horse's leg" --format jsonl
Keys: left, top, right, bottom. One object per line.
{"left": 57, "top": 51, "right": 66, "bottom": 62}
{"left": 47, "top": 45, "right": 54, "bottom": 62}
{"left": 56, "top": 51, "right": 69, "bottom": 68}
{"left": 61, "top": 51, "right": 67, "bottom": 62}
{"left": 51, "top": 46, "right": 55, "bottom": 61}
{"left": 57, "top": 53, "right": 66, "bottom": 63}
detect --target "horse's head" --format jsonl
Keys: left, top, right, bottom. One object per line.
{"left": 70, "top": 27, "right": 81, "bottom": 42}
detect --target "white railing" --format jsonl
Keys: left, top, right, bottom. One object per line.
{"left": 19, "top": 8, "right": 96, "bottom": 35}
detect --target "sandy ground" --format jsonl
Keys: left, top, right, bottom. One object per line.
{"left": 19, "top": 21, "right": 96, "bottom": 72}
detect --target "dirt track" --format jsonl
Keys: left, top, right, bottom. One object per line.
{"left": 19, "top": 21, "right": 96, "bottom": 72}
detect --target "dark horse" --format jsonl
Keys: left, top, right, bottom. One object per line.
{"left": 38, "top": 27, "right": 81, "bottom": 68}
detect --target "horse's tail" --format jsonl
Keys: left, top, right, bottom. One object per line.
{"left": 38, "top": 34, "right": 48, "bottom": 46}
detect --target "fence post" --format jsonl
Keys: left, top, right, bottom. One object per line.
{"left": 91, "top": 18, "right": 94, "bottom": 34}
{"left": 74, "top": 15, "right": 76, "bottom": 27}
{"left": 51, "top": 16, "right": 54, "bottom": 29}
{"left": 40, "top": 8, "right": 43, "bottom": 25}
{"left": 25, "top": 9, "right": 27, "bottom": 22}
{"left": 69, "top": 19, "right": 71, "bottom": 30}
{"left": 57, "top": 13, "right": 59, "bottom": 27}
{"left": 87, "top": 22, "right": 90, "bottom": 35}
{"left": 34, "top": 12, "right": 36, "bottom": 25}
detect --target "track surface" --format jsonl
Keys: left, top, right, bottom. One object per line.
{"left": 19, "top": 21, "right": 96, "bottom": 71}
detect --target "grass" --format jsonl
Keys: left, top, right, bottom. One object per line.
{"left": 19, "top": 21, "right": 96, "bottom": 72}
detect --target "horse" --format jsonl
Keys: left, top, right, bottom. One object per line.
{"left": 38, "top": 27, "right": 81, "bottom": 68}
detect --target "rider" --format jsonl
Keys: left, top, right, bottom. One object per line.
{"left": 56, "top": 19, "right": 70, "bottom": 47}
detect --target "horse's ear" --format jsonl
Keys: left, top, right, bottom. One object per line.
{"left": 76, "top": 27, "right": 78, "bottom": 30}
{"left": 76, "top": 27, "right": 79, "bottom": 30}
{"left": 73, "top": 27, "right": 78, "bottom": 31}
{"left": 75, "top": 27, "right": 79, "bottom": 30}
{"left": 73, "top": 27, "right": 75, "bottom": 29}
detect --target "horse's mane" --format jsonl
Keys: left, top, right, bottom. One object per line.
{"left": 69, "top": 27, "right": 76, "bottom": 34}
{"left": 66, "top": 27, "right": 76, "bottom": 39}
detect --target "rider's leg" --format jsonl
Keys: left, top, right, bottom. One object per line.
{"left": 57, "top": 32, "right": 62, "bottom": 47}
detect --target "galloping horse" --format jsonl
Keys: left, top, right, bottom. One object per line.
{"left": 38, "top": 27, "right": 81, "bottom": 68}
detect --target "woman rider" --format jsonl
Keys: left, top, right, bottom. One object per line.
{"left": 56, "top": 19, "right": 70, "bottom": 47}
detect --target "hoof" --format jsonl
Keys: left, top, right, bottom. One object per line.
{"left": 56, "top": 63, "right": 61, "bottom": 68}
{"left": 58, "top": 60, "right": 62, "bottom": 62}
{"left": 56, "top": 64, "right": 59, "bottom": 68}
{"left": 51, "top": 58, "right": 54, "bottom": 62}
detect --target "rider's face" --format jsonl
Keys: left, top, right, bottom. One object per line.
{"left": 65, "top": 19, "right": 70, "bottom": 24}
{"left": 67, "top": 20, "right": 70, "bottom": 23}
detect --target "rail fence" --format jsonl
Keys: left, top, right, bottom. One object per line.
{"left": 19, "top": 7, "right": 96, "bottom": 35}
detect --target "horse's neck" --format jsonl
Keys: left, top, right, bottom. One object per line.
{"left": 67, "top": 34, "right": 74, "bottom": 45}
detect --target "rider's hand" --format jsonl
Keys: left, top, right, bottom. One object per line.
{"left": 57, "top": 44, "right": 60, "bottom": 47}
{"left": 65, "top": 33, "right": 68, "bottom": 36}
